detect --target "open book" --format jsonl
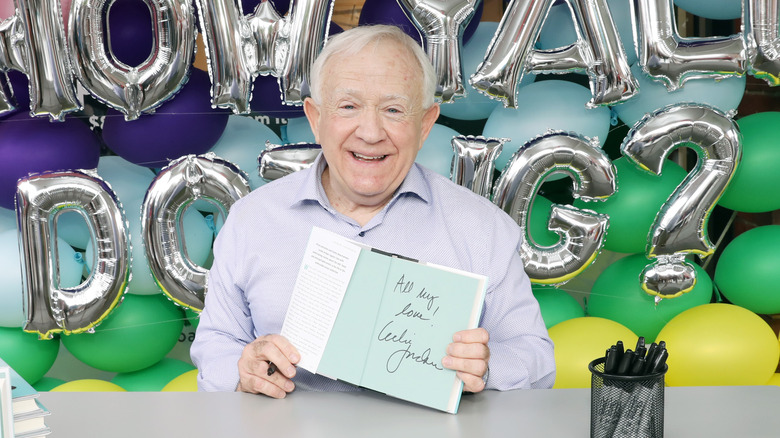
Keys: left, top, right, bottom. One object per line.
{"left": 281, "top": 227, "right": 487, "bottom": 413}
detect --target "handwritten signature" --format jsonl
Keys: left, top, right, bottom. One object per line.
{"left": 377, "top": 320, "right": 444, "bottom": 373}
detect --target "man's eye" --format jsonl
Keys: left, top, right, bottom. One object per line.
{"left": 340, "top": 104, "right": 356, "bottom": 110}
{"left": 387, "top": 108, "right": 402, "bottom": 114}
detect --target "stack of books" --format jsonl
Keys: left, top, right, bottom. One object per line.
{"left": 0, "top": 357, "right": 50, "bottom": 438}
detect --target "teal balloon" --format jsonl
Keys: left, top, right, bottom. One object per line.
{"left": 60, "top": 155, "right": 156, "bottom": 250}
{"left": 674, "top": 0, "right": 741, "bottom": 19}
{"left": 0, "top": 327, "right": 59, "bottom": 384}
{"left": 210, "top": 115, "right": 282, "bottom": 190}
{"left": 439, "top": 22, "right": 506, "bottom": 120}
{"left": 587, "top": 254, "right": 713, "bottom": 341}
{"left": 61, "top": 294, "right": 184, "bottom": 373}
{"left": 538, "top": 0, "right": 636, "bottom": 65}
{"left": 112, "top": 358, "right": 195, "bottom": 391}
{"left": 719, "top": 112, "right": 780, "bottom": 213}
{"left": 0, "top": 207, "right": 16, "bottom": 233}
{"left": 573, "top": 157, "right": 687, "bottom": 254}
{"left": 415, "top": 124, "right": 460, "bottom": 177}
{"left": 715, "top": 225, "right": 780, "bottom": 314}
{"left": 612, "top": 63, "right": 745, "bottom": 127}
{"left": 85, "top": 198, "right": 212, "bottom": 295}
{"left": 484, "top": 80, "right": 611, "bottom": 171}
{"left": 284, "top": 116, "right": 316, "bottom": 144}
{"left": 0, "top": 229, "right": 83, "bottom": 327}
{"left": 533, "top": 286, "right": 585, "bottom": 329}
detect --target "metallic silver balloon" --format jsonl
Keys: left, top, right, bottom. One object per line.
{"left": 396, "top": 0, "right": 480, "bottom": 102}
{"left": 142, "top": 153, "right": 250, "bottom": 312}
{"left": 13, "top": 0, "right": 81, "bottom": 120}
{"left": 277, "top": 0, "right": 334, "bottom": 104}
{"left": 450, "top": 135, "right": 504, "bottom": 198}
{"left": 196, "top": 0, "right": 333, "bottom": 112}
{"left": 16, "top": 170, "right": 131, "bottom": 338}
{"left": 492, "top": 131, "right": 616, "bottom": 285}
{"left": 631, "top": 0, "right": 746, "bottom": 91}
{"left": 744, "top": 0, "right": 780, "bottom": 86}
{"left": 621, "top": 103, "right": 741, "bottom": 298}
{"left": 470, "top": 0, "right": 552, "bottom": 108}
{"left": 69, "top": 0, "right": 196, "bottom": 120}
{"left": 259, "top": 142, "right": 321, "bottom": 181}
{"left": 471, "top": 0, "right": 637, "bottom": 108}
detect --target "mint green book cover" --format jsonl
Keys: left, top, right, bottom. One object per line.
{"left": 317, "top": 249, "right": 486, "bottom": 413}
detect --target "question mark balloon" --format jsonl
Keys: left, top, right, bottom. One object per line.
{"left": 621, "top": 103, "right": 741, "bottom": 299}
{"left": 492, "top": 131, "right": 616, "bottom": 285}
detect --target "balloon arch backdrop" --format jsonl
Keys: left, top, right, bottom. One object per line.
{"left": 0, "top": 0, "right": 779, "bottom": 391}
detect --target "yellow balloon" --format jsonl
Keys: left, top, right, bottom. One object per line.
{"left": 656, "top": 303, "right": 779, "bottom": 386}
{"left": 766, "top": 373, "right": 780, "bottom": 386}
{"left": 548, "top": 317, "right": 637, "bottom": 388}
{"left": 50, "top": 379, "right": 126, "bottom": 392}
{"left": 162, "top": 369, "right": 198, "bottom": 392}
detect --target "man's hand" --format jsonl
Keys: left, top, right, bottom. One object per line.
{"left": 442, "top": 328, "right": 490, "bottom": 393}
{"left": 236, "top": 334, "right": 300, "bottom": 398}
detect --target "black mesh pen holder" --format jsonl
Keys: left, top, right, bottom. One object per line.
{"left": 589, "top": 357, "right": 667, "bottom": 438}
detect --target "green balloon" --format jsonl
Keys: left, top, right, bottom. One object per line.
{"left": 587, "top": 254, "right": 713, "bottom": 341}
{"left": 33, "top": 377, "right": 66, "bottom": 391}
{"left": 62, "top": 294, "right": 184, "bottom": 373}
{"left": 112, "top": 358, "right": 195, "bottom": 391}
{"left": 715, "top": 225, "right": 780, "bottom": 314}
{"left": 719, "top": 112, "right": 780, "bottom": 213}
{"left": 0, "top": 327, "right": 59, "bottom": 384}
{"left": 528, "top": 195, "right": 561, "bottom": 247}
{"left": 533, "top": 286, "right": 585, "bottom": 329}
{"left": 573, "top": 157, "right": 687, "bottom": 254}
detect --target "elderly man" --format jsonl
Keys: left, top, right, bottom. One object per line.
{"left": 191, "top": 24, "right": 555, "bottom": 398}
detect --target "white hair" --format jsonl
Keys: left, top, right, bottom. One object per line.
{"left": 308, "top": 25, "right": 436, "bottom": 109}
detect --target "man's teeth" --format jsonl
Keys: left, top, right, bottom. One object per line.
{"left": 352, "top": 152, "right": 386, "bottom": 161}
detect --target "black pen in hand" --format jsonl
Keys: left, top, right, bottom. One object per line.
{"left": 267, "top": 361, "right": 277, "bottom": 376}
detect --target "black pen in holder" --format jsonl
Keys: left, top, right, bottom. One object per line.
{"left": 589, "top": 357, "right": 667, "bottom": 438}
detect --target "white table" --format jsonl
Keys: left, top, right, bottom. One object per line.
{"left": 38, "top": 386, "right": 780, "bottom": 437}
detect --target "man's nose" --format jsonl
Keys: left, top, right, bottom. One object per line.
{"left": 355, "top": 109, "right": 387, "bottom": 143}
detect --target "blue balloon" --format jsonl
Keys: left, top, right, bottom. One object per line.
{"left": 284, "top": 116, "right": 316, "bottom": 145}
{"left": 439, "top": 22, "right": 508, "bottom": 121}
{"left": 674, "top": 0, "right": 741, "bottom": 20}
{"left": 416, "top": 124, "right": 461, "bottom": 178}
{"left": 0, "top": 207, "right": 16, "bottom": 234}
{"left": 538, "top": 0, "right": 636, "bottom": 65}
{"left": 59, "top": 156, "right": 157, "bottom": 250}
{"left": 612, "top": 63, "right": 746, "bottom": 127}
{"left": 483, "top": 80, "right": 611, "bottom": 171}
{"left": 210, "top": 115, "right": 282, "bottom": 190}
{"left": 0, "top": 230, "right": 82, "bottom": 327}
{"left": 86, "top": 196, "right": 212, "bottom": 295}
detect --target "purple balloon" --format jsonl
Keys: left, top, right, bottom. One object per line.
{"left": 102, "top": 69, "right": 230, "bottom": 168}
{"left": 107, "top": 0, "right": 155, "bottom": 67}
{"left": 358, "top": 0, "right": 482, "bottom": 45}
{"left": 249, "top": 22, "right": 343, "bottom": 118}
{"left": 0, "top": 113, "right": 101, "bottom": 209}
{"left": 0, "top": 71, "right": 30, "bottom": 120}
{"left": 242, "top": 0, "right": 290, "bottom": 14}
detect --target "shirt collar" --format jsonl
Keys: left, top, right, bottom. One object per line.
{"left": 292, "top": 152, "right": 432, "bottom": 209}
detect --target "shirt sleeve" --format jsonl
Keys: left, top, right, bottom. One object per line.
{"left": 190, "top": 208, "right": 256, "bottom": 391}
{"left": 481, "top": 209, "right": 556, "bottom": 390}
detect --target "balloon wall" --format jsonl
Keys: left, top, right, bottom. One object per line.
{"left": 0, "top": 0, "right": 779, "bottom": 392}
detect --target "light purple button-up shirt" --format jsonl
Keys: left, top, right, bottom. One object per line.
{"left": 191, "top": 154, "right": 555, "bottom": 392}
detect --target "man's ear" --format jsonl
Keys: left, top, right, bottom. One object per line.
{"left": 303, "top": 97, "right": 321, "bottom": 143}
{"left": 418, "top": 103, "right": 440, "bottom": 150}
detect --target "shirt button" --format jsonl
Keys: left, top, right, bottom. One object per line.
{"left": 358, "top": 231, "right": 366, "bottom": 237}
